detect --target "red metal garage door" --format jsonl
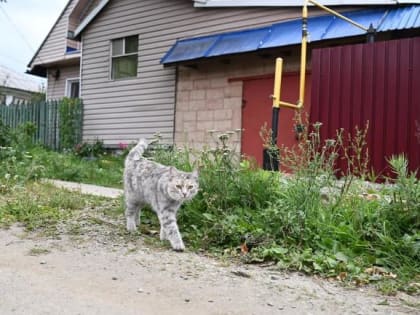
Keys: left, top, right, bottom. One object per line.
{"left": 241, "top": 73, "right": 311, "bottom": 167}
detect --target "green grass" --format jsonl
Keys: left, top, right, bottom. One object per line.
{"left": 0, "top": 146, "right": 125, "bottom": 188}
{"left": 31, "top": 147, "right": 125, "bottom": 188}
{"left": 0, "top": 181, "right": 108, "bottom": 234}
{"left": 0, "top": 127, "right": 418, "bottom": 295}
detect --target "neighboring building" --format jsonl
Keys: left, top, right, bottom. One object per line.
{"left": 0, "top": 65, "right": 44, "bottom": 105}
{"left": 27, "top": 0, "right": 420, "bottom": 173}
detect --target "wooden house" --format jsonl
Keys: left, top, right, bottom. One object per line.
{"left": 28, "top": 0, "right": 420, "bottom": 173}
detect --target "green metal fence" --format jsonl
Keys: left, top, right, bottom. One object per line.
{"left": 0, "top": 98, "right": 83, "bottom": 150}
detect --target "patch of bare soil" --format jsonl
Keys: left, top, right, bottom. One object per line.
{"left": 0, "top": 206, "right": 418, "bottom": 315}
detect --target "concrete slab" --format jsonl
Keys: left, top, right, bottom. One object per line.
{"left": 44, "top": 179, "right": 123, "bottom": 199}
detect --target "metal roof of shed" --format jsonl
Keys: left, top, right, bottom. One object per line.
{"left": 0, "top": 65, "right": 43, "bottom": 93}
{"left": 161, "top": 5, "right": 420, "bottom": 65}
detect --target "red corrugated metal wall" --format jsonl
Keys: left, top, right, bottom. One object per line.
{"left": 310, "top": 37, "right": 420, "bottom": 177}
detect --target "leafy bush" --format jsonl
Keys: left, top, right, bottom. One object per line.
{"left": 0, "top": 147, "right": 44, "bottom": 183}
{"left": 73, "top": 139, "right": 105, "bottom": 158}
{"left": 59, "top": 97, "right": 83, "bottom": 150}
{"left": 0, "top": 123, "right": 44, "bottom": 187}
{"left": 0, "top": 120, "right": 36, "bottom": 149}
{"left": 14, "top": 122, "right": 37, "bottom": 150}
{"left": 0, "top": 120, "right": 11, "bottom": 146}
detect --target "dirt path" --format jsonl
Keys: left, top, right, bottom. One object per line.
{"left": 1, "top": 180, "right": 418, "bottom": 315}
{"left": 1, "top": 223, "right": 418, "bottom": 315}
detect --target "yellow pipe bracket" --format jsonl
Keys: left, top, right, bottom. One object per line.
{"left": 272, "top": 0, "right": 367, "bottom": 111}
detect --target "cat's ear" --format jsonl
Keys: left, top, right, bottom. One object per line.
{"left": 169, "top": 166, "right": 176, "bottom": 175}
{"left": 191, "top": 169, "right": 199, "bottom": 178}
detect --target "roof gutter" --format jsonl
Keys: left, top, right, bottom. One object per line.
{"left": 26, "top": 53, "right": 81, "bottom": 77}
{"left": 193, "top": 0, "right": 416, "bottom": 7}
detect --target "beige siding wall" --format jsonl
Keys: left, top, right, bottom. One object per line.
{"left": 175, "top": 53, "right": 302, "bottom": 150}
{"left": 31, "top": 0, "right": 78, "bottom": 67}
{"left": 80, "top": 0, "right": 306, "bottom": 146}
{"left": 47, "top": 64, "right": 80, "bottom": 100}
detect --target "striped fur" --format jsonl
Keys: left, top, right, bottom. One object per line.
{"left": 123, "top": 139, "right": 199, "bottom": 251}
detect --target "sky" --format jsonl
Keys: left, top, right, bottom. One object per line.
{"left": 0, "top": 0, "right": 68, "bottom": 84}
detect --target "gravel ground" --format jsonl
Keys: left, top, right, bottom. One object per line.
{"left": 0, "top": 181, "right": 418, "bottom": 315}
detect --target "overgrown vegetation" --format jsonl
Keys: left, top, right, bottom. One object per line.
{"left": 0, "top": 121, "right": 418, "bottom": 295}
{"left": 0, "top": 120, "right": 11, "bottom": 146}
{"left": 150, "top": 127, "right": 419, "bottom": 295}
{"left": 0, "top": 122, "right": 123, "bottom": 188}
{"left": 0, "top": 125, "right": 113, "bottom": 233}
{"left": 34, "top": 147, "right": 124, "bottom": 187}
{"left": 59, "top": 97, "right": 83, "bottom": 150}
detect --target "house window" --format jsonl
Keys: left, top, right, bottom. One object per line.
{"left": 111, "top": 35, "right": 138, "bottom": 80}
{"left": 66, "top": 78, "right": 80, "bottom": 98}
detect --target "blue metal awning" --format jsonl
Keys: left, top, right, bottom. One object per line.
{"left": 161, "top": 5, "right": 420, "bottom": 65}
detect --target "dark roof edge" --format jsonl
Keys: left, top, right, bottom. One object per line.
{"left": 73, "top": 0, "right": 110, "bottom": 39}
{"left": 27, "top": 0, "right": 73, "bottom": 70}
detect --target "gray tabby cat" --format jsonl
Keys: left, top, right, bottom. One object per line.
{"left": 123, "top": 139, "right": 199, "bottom": 251}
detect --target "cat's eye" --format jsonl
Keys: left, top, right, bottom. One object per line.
{"left": 176, "top": 184, "right": 182, "bottom": 189}
{"left": 187, "top": 185, "right": 194, "bottom": 189}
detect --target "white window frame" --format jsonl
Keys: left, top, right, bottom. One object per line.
{"left": 110, "top": 35, "right": 139, "bottom": 80}
{"left": 65, "top": 77, "right": 80, "bottom": 98}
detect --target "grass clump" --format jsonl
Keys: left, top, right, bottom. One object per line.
{"left": 0, "top": 121, "right": 125, "bottom": 189}
{"left": 31, "top": 147, "right": 124, "bottom": 188}
{"left": 28, "top": 247, "right": 51, "bottom": 256}
{"left": 0, "top": 181, "right": 105, "bottom": 234}
{"left": 0, "top": 124, "right": 109, "bottom": 232}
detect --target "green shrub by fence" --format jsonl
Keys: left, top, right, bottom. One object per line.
{"left": 0, "top": 98, "right": 83, "bottom": 150}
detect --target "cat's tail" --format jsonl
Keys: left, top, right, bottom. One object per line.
{"left": 127, "top": 138, "right": 149, "bottom": 161}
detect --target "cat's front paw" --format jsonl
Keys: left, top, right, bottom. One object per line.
{"left": 126, "top": 220, "right": 137, "bottom": 232}
{"left": 160, "top": 228, "right": 167, "bottom": 241}
{"left": 171, "top": 241, "right": 185, "bottom": 252}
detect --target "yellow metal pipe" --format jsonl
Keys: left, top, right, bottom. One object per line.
{"left": 272, "top": 58, "right": 283, "bottom": 108}
{"left": 308, "top": 0, "right": 369, "bottom": 32}
{"left": 297, "top": 0, "right": 309, "bottom": 108}
{"left": 279, "top": 100, "right": 303, "bottom": 109}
